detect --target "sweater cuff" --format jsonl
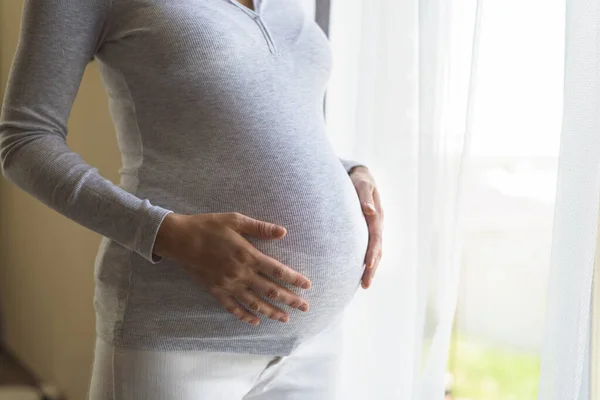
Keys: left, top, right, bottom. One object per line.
{"left": 340, "top": 158, "right": 367, "bottom": 174}
{"left": 134, "top": 202, "right": 174, "bottom": 264}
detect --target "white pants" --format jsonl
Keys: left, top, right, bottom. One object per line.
{"left": 87, "top": 318, "right": 344, "bottom": 400}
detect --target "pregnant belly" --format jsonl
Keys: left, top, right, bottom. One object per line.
{"left": 125, "top": 144, "right": 369, "bottom": 342}
{"left": 242, "top": 168, "right": 370, "bottom": 337}
{"left": 211, "top": 156, "right": 369, "bottom": 336}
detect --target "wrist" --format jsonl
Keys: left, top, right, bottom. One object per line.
{"left": 153, "top": 212, "right": 183, "bottom": 260}
{"left": 349, "top": 165, "right": 369, "bottom": 175}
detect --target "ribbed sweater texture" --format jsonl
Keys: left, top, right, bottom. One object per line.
{"left": 0, "top": 0, "right": 369, "bottom": 355}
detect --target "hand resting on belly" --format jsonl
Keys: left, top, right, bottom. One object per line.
{"left": 152, "top": 211, "right": 312, "bottom": 326}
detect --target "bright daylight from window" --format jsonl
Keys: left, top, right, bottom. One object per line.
{"left": 446, "top": 0, "right": 564, "bottom": 399}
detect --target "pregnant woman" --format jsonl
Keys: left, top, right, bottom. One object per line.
{"left": 0, "top": 0, "right": 384, "bottom": 398}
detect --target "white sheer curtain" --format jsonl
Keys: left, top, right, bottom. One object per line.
{"left": 320, "top": 0, "right": 481, "bottom": 398}
{"left": 537, "top": 0, "right": 600, "bottom": 398}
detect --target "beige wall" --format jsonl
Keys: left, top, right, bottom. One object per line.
{"left": 0, "top": 2, "right": 121, "bottom": 399}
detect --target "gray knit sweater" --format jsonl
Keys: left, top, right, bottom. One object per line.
{"left": 0, "top": 0, "right": 369, "bottom": 355}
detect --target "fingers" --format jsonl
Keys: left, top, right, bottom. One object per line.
{"left": 361, "top": 263, "right": 378, "bottom": 289}
{"left": 364, "top": 229, "right": 383, "bottom": 270}
{"left": 248, "top": 274, "right": 310, "bottom": 312}
{"left": 229, "top": 212, "right": 287, "bottom": 240}
{"left": 362, "top": 231, "right": 382, "bottom": 289}
{"left": 373, "top": 188, "right": 384, "bottom": 222}
{"left": 223, "top": 211, "right": 312, "bottom": 290}
{"left": 214, "top": 292, "right": 260, "bottom": 326}
{"left": 230, "top": 232, "right": 312, "bottom": 290}
{"left": 361, "top": 187, "right": 383, "bottom": 290}
{"left": 358, "top": 184, "right": 377, "bottom": 216}
{"left": 235, "top": 287, "right": 290, "bottom": 322}
{"left": 252, "top": 251, "right": 312, "bottom": 290}
{"left": 364, "top": 188, "right": 384, "bottom": 269}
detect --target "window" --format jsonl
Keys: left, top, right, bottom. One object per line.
{"left": 447, "top": 0, "right": 565, "bottom": 398}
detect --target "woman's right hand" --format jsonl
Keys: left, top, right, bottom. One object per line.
{"left": 152, "top": 212, "right": 311, "bottom": 326}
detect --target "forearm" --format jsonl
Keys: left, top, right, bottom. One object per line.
{"left": 0, "top": 126, "right": 173, "bottom": 262}
{"left": 0, "top": 0, "right": 172, "bottom": 263}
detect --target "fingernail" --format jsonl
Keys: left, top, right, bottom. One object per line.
{"left": 279, "top": 315, "right": 289, "bottom": 323}
{"left": 299, "top": 304, "right": 309, "bottom": 312}
{"left": 301, "top": 282, "right": 311, "bottom": 289}
{"left": 365, "top": 203, "right": 376, "bottom": 213}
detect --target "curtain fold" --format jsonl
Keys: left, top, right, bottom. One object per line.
{"left": 415, "top": 0, "right": 481, "bottom": 397}
{"left": 537, "top": 0, "right": 600, "bottom": 398}
{"left": 319, "top": 0, "right": 600, "bottom": 397}
{"left": 321, "top": 0, "right": 481, "bottom": 398}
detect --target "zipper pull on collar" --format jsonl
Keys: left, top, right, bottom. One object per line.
{"left": 228, "top": 0, "right": 278, "bottom": 55}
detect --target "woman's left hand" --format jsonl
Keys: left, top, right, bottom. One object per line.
{"left": 349, "top": 166, "right": 384, "bottom": 289}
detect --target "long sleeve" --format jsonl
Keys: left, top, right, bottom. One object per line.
{"left": 0, "top": 0, "right": 173, "bottom": 263}
{"left": 339, "top": 158, "right": 367, "bottom": 174}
